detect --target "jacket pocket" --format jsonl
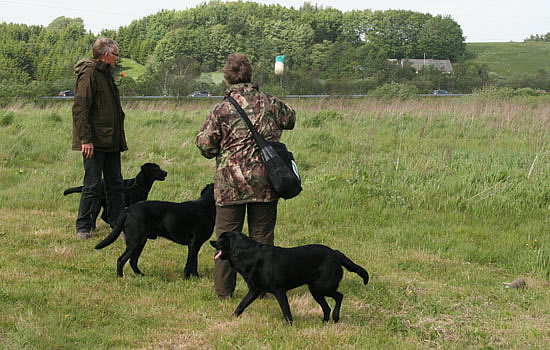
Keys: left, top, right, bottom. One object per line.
{"left": 93, "top": 126, "right": 114, "bottom": 148}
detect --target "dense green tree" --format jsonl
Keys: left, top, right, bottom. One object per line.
{"left": 0, "top": 40, "right": 32, "bottom": 78}
{"left": 0, "top": 59, "right": 30, "bottom": 82}
{"left": 341, "top": 10, "right": 374, "bottom": 44}
{"left": 417, "top": 15, "right": 465, "bottom": 61}
{"left": 365, "top": 10, "right": 432, "bottom": 59}
{"left": 47, "top": 16, "right": 83, "bottom": 31}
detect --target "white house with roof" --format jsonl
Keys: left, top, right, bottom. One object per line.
{"left": 388, "top": 58, "right": 453, "bottom": 73}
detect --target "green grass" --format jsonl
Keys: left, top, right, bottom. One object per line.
{"left": 1, "top": 97, "right": 550, "bottom": 349}
{"left": 119, "top": 58, "right": 146, "bottom": 81}
{"left": 116, "top": 59, "right": 224, "bottom": 86}
{"left": 466, "top": 41, "right": 550, "bottom": 77}
{"left": 199, "top": 72, "right": 225, "bottom": 85}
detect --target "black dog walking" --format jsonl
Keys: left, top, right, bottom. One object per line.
{"left": 96, "top": 184, "right": 215, "bottom": 278}
{"left": 210, "top": 231, "right": 369, "bottom": 324}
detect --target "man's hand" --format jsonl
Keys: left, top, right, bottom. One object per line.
{"left": 81, "top": 143, "right": 94, "bottom": 158}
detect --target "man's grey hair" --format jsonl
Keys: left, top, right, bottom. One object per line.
{"left": 92, "top": 38, "right": 118, "bottom": 59}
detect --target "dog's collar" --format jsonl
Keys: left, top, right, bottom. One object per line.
{"left": 128, "top": 178, "right": 147, "bottom": 192}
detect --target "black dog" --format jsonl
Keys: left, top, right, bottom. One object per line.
{"left": 63, "top": 162, "right": 167, "bottom": 229}
{"left": 210, "top": 231, "right": 369, "bottom": 324}
{"left": 95, "top": 184, "right": 215, "bottom": 279}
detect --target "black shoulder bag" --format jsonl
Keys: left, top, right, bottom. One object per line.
{"left": 227, "top": 96, "right": 302, "bottom": 199}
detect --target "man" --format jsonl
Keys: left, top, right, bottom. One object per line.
{"left": 71, "top": 38, "right": 127, "bottom": 239}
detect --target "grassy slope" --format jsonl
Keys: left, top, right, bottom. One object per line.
{"left": 466, "top": 41, "right": 550, "bottom": 77}
{"left": 117, "top": 58, "right": 224, "bottom": 86}
{"left": 1, "top": 98, "right": 550, "bottom": 349}
{"left": 118, "top": 57, "right": 146, "bottom": 81}
{"left": 199, "top": 72, "right": 225, "bottom": 85}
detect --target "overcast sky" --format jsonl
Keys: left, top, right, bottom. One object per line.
{"left": 1, "top": 0, "right": 549, "bottom": 42}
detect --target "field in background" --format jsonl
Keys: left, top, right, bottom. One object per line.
{"left": 116, "top": 60, "right": 225, "bottom": 87}
{"left": 119, "top": 57, "right": 146, "bottom": 81}
{"left": 1, "top": 97, "right": 549, "bottom": 349}
{"left": 466, "top": 41, "right": 550, "bottom": 77}
{"left": 199, "top": 72, "right": 225, "bottom": 86}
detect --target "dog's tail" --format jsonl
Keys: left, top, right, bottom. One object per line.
{"left": 95, "top": 211, "right": 127, "bottom": 250}
{"left": 335, "top": 250, "right": 369, "bottom": 285}
{"left": 63, "top": 186, "right": 83, "bottom": 196}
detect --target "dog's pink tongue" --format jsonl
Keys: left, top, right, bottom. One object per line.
{"left": 214, "top": 250, "right": 222, "bottom": 260}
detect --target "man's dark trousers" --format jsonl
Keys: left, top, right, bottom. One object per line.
{"left": 76, "top": 151, "right": 124, "bottom": 232}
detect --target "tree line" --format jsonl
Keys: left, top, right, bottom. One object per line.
{"left": 524, "top": 33, "right": 550, "bottom": 42}
{"left": 0, "top": 1, "right": 544, "bottom": 102}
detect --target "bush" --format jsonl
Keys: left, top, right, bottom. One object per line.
{"left": 474, "top": 86, "right": 542, "bottom": 98}
{"left": 515, "top": 87, "right": 540, "bottom": 96}
{"left": 368, "top": 82, "right": 419, "bottom": 100}
{"left": 0, "top": 79, "right": 58, "bottom": 106}
{"left": 0, "top": 111, "right": 14, "bottom": 127}
{"left": 473, "top": 86, "right": 517, "bottom": 98}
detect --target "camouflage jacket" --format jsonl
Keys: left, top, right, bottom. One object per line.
{"left": 196, "top": 83, "right": 296, "bottom": 206}
{"left": 72, "top": 59, "right": 127, "bottom": 152}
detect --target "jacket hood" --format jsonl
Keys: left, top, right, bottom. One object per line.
{"left": 74, "top": 58, "right": 95, "bottom": 75}
{"left": 74, "top": 59, "right": 112, "bottom": 76}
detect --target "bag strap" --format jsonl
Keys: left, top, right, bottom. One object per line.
{"left": 226, "top": 96, "right": 268, "bottom": 148}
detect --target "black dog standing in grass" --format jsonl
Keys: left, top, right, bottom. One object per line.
{"left": 210, "top": 231, "right": 369, "bottom": 324}
{"left": 95, "top": 183, "right": 215, "bottom": 279}
{"left": 64, "top": 162, "right": 167, "bottom": 230}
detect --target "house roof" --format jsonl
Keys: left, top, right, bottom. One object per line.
{"left": 404, "top": 59, "right": 453, "bottom": 73}
{"left": 388, "top": 59, "right": 453, "bottom": 73}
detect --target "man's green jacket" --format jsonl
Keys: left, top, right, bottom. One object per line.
{"left": 72, "top": 59, "right": 127, "bottom": 152}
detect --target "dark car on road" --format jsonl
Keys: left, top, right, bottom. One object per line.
{"left": 58, "top": 90, "right": 74, "bottom": 97}
{"left": 188, "top": 90, "right": 211, "bottom": 98}
{"left": 432, "top": 90, "right": 449, "bottom": 95}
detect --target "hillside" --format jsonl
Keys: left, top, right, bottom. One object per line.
{"left": 118, "top": 57, "right": 146, "bottom": 80}
{"left": 466, "top": 41, "right": 550, "bottom": 77}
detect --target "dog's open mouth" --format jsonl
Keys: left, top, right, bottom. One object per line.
{"left": 214, "top": 250, "right": 222, "bottom": 260}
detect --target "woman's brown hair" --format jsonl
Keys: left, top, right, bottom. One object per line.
{"left": 224, "top": 54, "right": 253, "bottom": 84}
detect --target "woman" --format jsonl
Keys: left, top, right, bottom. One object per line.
{"left": 196, "top": 53, "right": 296, "bottom": 298}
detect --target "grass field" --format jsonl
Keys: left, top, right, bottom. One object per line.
{"left": 199, "top": 72, "right": 225, "bottom": 85}
{"left": 119, "top": 58, "right": 146, "bottom": 81}
{"left": 117, "top": 59, "right": 224, "bottom": 87}
{"left": 466, "top": 42, "right": 550, "bottom": 77}
{"left": 1, "top": 97, "right": 549, "bottom": 349}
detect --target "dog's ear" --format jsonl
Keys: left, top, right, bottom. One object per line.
{"left": 210, "top": 240, "right": 217, "bottom": 248}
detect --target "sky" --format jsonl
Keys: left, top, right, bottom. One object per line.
{"left": 0, "top": 0, "right": 549, "bottom": 42}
